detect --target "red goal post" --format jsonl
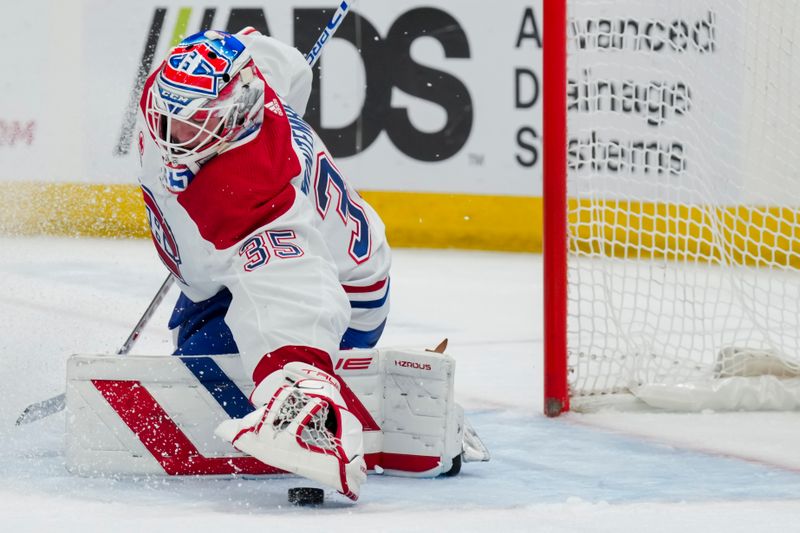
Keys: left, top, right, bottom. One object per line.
{"left": 543, "top": 1, "right": 800, "bottom": 416}
{"left": 543, "top": 0, "right": 569, "bottom": 416}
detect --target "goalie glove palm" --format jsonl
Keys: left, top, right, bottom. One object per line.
{"left": 215, "top": 362, "right": 367, "bottom": 500}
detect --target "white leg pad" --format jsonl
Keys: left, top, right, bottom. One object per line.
{"left": 334, "top": 348, "right": 463, "bottom": 476}
{"left": 65, "top": 346, "right": 475, "bottom": 478}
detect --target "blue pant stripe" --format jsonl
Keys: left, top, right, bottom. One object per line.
{"left": 340, "top": 319, "right": 387, "bottom": 350}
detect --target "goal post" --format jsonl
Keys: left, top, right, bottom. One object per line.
{"left": 543, "top": 0, "right": 800, "bottom": 415}
{"left": 543, "top": 0, "right": 570, "bottom": 416}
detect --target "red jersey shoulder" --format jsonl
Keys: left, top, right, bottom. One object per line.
{"left": 177, "top": 80, "right": 302, "bottom": 250}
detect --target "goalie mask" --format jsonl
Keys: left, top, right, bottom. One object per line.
{"left": 144, "top": 30, "right": 265, "bottom": 191}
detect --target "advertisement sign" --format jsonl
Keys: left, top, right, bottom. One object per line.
{"left": 0, "top": 1, "right": 543, "bottom": 197}
{"left": 566, "top": 1, "right": 800, "bottom": 206}
{"left": 4, "top": 2, "right": 795, "bottom": 247}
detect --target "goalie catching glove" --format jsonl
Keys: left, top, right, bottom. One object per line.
{"left": 215, "top": 362, "right": 367, "bottom": 500}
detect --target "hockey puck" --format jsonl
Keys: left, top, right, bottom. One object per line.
{"left": 288, "top": 487, "right": 324, "bottom": 506}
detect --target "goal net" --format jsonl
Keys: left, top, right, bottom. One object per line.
{"left": 543, "top": 0, "right": 800, "bottom": 414}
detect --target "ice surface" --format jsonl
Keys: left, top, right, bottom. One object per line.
{"left": 1, "top": 236, "right": 799, "bottom": 532}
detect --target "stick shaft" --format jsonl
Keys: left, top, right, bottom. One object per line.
{"left": 305, "top": 1, "right": 355, "bottom": 67}
{"left": 117, "top": 274, "right": 174, "bottom": 355}
{"left": 15, "top": 274, "right": 174, "bottom": 425}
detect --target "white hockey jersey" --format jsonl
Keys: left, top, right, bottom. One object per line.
{"left": 136, "top": 34, "right": 391, "bottom": 383}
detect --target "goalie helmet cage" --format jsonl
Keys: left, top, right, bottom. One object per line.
{"left": 543, "top": 1, "right": 800, "bottom": 416}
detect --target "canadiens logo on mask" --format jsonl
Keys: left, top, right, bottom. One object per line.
{"left": 162, "top": 40, "right": 236, "bottom": 97}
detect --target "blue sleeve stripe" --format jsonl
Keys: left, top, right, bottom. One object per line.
{"left": 349, "top": 280, "right": 390, "bottom": 309}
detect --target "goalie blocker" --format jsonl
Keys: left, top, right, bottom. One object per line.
{"left": 65, "top": 345, "right": 489, "bottom": 478}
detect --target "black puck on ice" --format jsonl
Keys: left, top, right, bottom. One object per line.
{"left": 288, "top": 487, "right": 324, "bottom": 506}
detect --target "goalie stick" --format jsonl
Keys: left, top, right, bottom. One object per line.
{"left": 15, "top": 275, "right": 175, "bottom": 425}
{"left": 16, "top": 1, "right": 357, "bottom": 427}
{"left": 305, "top": 0, "right": 354, "bottom": 67}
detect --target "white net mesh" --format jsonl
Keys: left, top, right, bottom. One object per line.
{"left": 566, "top": 1, "right": 800, "bottom": 402}
{"left": 273, "top": 389, "right": 340, "bottom": 453}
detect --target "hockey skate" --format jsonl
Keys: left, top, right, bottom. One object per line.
{"left": 215, "top": 362, "right": 367, "bottom": 500}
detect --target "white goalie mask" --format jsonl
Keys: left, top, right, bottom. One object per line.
{"left": 144, "top": 30, "right": 265, "bottom": 183}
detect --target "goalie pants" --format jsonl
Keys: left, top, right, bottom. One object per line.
{"left": 168, "top": 285, "right": 389, "bottom": 356}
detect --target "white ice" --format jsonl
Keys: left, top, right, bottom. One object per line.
{"left": 1, "top": 236, "right": 799, "bottom": 532}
